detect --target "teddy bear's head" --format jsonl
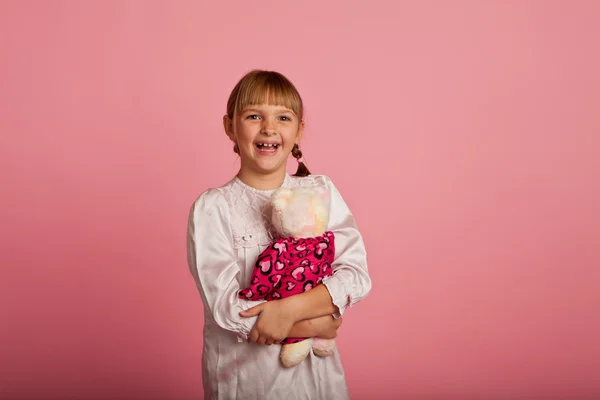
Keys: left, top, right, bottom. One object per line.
{"left": 270, "top": 187, "right": 329, "bottom": 239}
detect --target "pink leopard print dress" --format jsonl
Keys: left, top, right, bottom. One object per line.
{"left": 238, "top": 231, "right": 335, "bottom": 344}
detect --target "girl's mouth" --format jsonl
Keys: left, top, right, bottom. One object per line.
{"left": 255, "top": 143, "right": 280, "bottom": 155}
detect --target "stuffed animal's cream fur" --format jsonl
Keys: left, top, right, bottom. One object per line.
{"left": 270, "top": 187, "right": 336, "bottom": 368}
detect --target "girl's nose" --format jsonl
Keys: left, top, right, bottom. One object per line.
{"left": 261, "top": 118, "right": 276, "bottom": 135}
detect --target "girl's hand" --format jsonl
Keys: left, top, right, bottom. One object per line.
{"left": 240, "top": 301, "right": 298, "bottom": 345}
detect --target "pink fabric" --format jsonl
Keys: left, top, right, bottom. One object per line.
{"left": 239, "top": 231, "right": 335, "bottom": 343}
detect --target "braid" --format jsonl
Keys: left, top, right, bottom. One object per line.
{"left": 291, "top": 144, "right": 311, "bottom": 177}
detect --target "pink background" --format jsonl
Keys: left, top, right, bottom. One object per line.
{"left": 1, "top": 1, "right": 599, "bottom": 399}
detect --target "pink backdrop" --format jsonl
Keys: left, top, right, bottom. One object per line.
{"left": 1, "top": 1, "right": 599, "bottom": 399}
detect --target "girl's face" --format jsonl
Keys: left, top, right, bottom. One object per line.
{"left": 225, "top": 103, "right": 303, "bottom": 177}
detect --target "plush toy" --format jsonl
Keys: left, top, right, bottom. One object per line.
{"left": 238, "top": 186, "right": 337, "bottom": 368}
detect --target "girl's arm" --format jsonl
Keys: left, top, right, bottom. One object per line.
{"left": 187, "top": 190, "right": 266, "bottom": 342}
{"left": 240, "top": 285, "right": 337, "bottom": 325}
{"left": 318, "top": 176, "right": 372, "bottom": 318}
{"left": 288, "top": 314, "right": 342, "bottom": 339}
{"left": 240, "top": 286, "right": 338, "bottom": 344}
{"left": 241, "top": 176, "right": 372, "bottom": 344}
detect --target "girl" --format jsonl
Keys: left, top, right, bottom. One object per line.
{"left": 187, "top": 70, "right": 371, "bottom": 399}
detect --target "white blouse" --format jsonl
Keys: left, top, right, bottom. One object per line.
{"left": 187, "top": 173, "right": 371, "bottom": 400}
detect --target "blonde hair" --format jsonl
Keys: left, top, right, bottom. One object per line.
{"left": 226, "top": 70, "right": 311, "bottom": 177}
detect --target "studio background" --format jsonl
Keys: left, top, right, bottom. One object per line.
{"left": 1, "top": 1, "right": 599, "bottom": 399}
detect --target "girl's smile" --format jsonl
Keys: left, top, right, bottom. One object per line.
{"left": 255, "top": 141, "right": 281, "bottom": 156}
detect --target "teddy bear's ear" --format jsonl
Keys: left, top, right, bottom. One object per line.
{"left": 311, "top": 187, "right": 330, "bottom": 211}
{"left": 320, "top": 190, "right": 330, "bottom": 205}
{"left": 271, "top": 188, "right": 293, "bottom": 210}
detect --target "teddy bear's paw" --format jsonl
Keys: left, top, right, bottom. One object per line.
{"left": 280, "top": 339, "right": 313, "bottom": 368}
{"left": 312, "top": 338, "right": 335, "bottom": 357}
{"left": 312, "top": 348, "right": 334, "bottom": 357}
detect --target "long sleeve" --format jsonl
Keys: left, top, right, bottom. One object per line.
{"left": 321, "top": 177, "right": 372, "bottom": 318}
{"left": 186, "top": 189, "right": 266, "bottom": 341}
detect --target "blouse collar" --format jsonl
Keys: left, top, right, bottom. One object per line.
{"left": 233, "top": 173, "right": 292, "bottom": 194}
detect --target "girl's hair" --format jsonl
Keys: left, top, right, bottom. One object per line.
{"left": 226, "top": 69, "right": 311, "bottom": 177}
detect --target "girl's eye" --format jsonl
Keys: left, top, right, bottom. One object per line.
{"left": 247, "top": 114, "right": 260, "bottom": 120}
{"left": 279, "top": 116, "right": 292, "bottom": 121}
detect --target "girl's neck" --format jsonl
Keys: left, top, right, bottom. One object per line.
{"left": 236, "top": 168, "right": 287, "bottom": 191}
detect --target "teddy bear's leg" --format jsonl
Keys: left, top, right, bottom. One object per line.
{"left": 280, "top": 338, "right": 314, "bottom": 368}
{"left": 311, "top": 337, "right": 335, "bottom": 357}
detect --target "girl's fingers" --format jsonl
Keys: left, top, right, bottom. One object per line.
{"left": 240, "top": 303, "right": 265, "bottom": 317}
{"left": 250, "top": 328, "right": 259, "bottom": 343}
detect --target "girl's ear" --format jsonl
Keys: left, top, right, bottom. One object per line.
{"left": 223, "top": 114, "right": 234, "bottom": 141}
{"left": 295, "top": 120, "right": 305, "bottom": 145}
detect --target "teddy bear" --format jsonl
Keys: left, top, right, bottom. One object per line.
{"left": 238, "top": 186, "right": 337, "bottom": 368}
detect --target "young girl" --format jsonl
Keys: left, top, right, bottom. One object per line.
{"left": 187, "top": 70, "right": 371, "bottom": 400}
